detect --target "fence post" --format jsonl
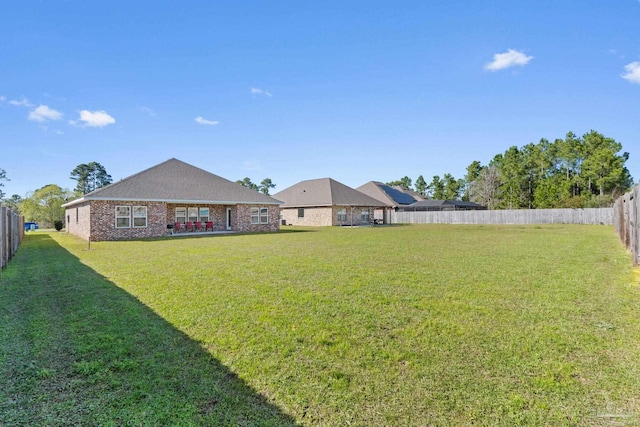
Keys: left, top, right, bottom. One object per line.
{"left": 0, "top": 205, "right": 25, "bottom": 274}
{"left": 632, "top": 187, "right": 639, "bottom": 266}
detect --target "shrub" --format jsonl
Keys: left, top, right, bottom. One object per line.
{"left": 54, "top": 220, "right": 64, "bottom": 231}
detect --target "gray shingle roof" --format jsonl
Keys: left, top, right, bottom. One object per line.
{"left": 356, "top": 181, "right": 418, "bottom": 207}
{"left": 63, "top": 158, "right": 282, "bottom": 206}
{"left": 273, "top": 178, "right": 386, "bottom": 208}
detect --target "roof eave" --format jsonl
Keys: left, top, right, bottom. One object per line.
{"left": 282, "top": 203, "right": 385, "bottom": 208}
{"left": 63, "top": 196, "right": 282, "bottom": 206}
{"left": 61, "top": 197, "right": 85, "bottom": 208}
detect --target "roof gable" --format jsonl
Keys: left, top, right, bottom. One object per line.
{"left": 356, "top": 181, "right": 417, "bottom": 206}
{"left": 379, "top": 184, "right": 417, "bottom": 205}
{"left": 273, "top": 178, "right": 386, "bottom": 207}
{"left": 64, "top": 158, "right": 281, "bottom": 206}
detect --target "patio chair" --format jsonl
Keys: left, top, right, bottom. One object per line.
{"left": 205, "top": 221, "right": 213, "bottom": 231}
{"left": 174, "top": 222, "right": 183, "bottom": 233}
{"left": 186, "top": 221, "right": 194, "bottom": 232}
{"left": 195, "top": 221, "right": 202, "bottom": 232}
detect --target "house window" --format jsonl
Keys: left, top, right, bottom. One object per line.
{"left": 116, "top": 206, "right": 131, "bottom": 228}
{"left": 175, "top": 207, "right": 186, "bottom": 224}
{"left": 298, "top": 208, "right": 304, "bottom": 218}
{"left": 337, "top": 208, "right": 347, "bottom": 221}
{"left": 188, "top": 207, "right": 198, "bottom": 223}
{"left": 133, "top": 206, "right": 147, "bottom": 228}
{"left": 361, "top": 208, "right": 369, "bottom": 222}
{"left": 199, "top": 207, "right": 209, "bottom": 222}
{"left": 251, "top": 207, "right": 269, "bottom": 224}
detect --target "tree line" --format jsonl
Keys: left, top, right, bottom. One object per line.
{"left": 387, "top": 130, "right": 633, "bottom": 209}
{"left": 1, "top": 131, "right": 635, "bottom": 223}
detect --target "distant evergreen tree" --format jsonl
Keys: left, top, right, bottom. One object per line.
{"left": 414, "top": 175, "right": 427, "bottom": 196}
{"left": 0, "top": 168, "right": 8, "bottom": 199}
{"left": 464, "top": 131, "right": 633, "bottom": 209}
{"left": 236, "top": 177, "right": 259, "bottom": 191}
{"left": 259, "top": 178, "right": 276, "bottom": 195}
{"left": 70, "top": 162, "right": 112, "bottom": 195}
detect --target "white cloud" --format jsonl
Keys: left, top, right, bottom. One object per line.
{"left": 9, "top": 97, "right": 34, "bottom": 107}
{"left": 195, "top": 116, "right": 219, "bottom": 125}
{"left": 0, "top": 95, "right": 6, "bottom": 102}
{"left": 72, "top": 110, "right": 116, "bottom": 127}
{"left": 621, "top": 62, "right": 640, "bottom": 84}
{"left": 250, "top": 87, "right": 272, "bottom": 97}
{"left": 485, "top": 49, "right": 533, "bottom": 71}
{"left": 28, "top": 105, "right": 63, "bottom": 122}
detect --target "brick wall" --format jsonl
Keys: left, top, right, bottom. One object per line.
{"left": 281, "top": 207, "right": 333, "bottom": 226}
{"left": 90, "top": 200, "right": 168, "bottom": 241}
{"left": 281, "top": 206, "right": 374, "bottom": 226}
{"left": 235, "top": 204, "right": 281, "bottom": 232}
{"left": 65, "top": 202, "right": 91, "bottom": 240}
{"left": 67, "top": 200, "right": 280, "bottom": 241}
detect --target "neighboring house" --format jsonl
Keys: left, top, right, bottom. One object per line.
{"left": 400, "top": 200, "right": 487, "bottom": 211}
{"left": 395, "top": 186, "right": 427, "bottom": 203}
{"left": 273, "top": 178, "right": 386, "bottom": 226}
{"left": 63, "top": 158, "right": 282, "bottom": 241}
{"left": 356, "top": 181, "right": 421, "bottom": 223}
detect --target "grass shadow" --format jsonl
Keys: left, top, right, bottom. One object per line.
{"left": 0, "top": 233, "right": 300, "bottom": 426}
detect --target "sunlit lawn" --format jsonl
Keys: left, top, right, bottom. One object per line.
{"left": 2, "top": 224, "right": 640, "bottom": 426}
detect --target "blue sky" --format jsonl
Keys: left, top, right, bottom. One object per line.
{"left": 2, "top": 1, "right": 639, "bottom": 198}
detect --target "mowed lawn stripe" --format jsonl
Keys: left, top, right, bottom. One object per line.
{"left": 2, "top": 224, "right": 639, "bottom": 426}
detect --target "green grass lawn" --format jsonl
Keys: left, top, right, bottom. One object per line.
{"left": 1, "top": 225, "right": 639, "bottom": 426}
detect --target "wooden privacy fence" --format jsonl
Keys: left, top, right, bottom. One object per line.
{"left": 613, "top": 185, "right": 639, "bottom": 266}
{"left": 1, "top": 205, "right": 25, "bottom": 271}
{"left": 391, "top": 208, "right": 614, "bottom": 226}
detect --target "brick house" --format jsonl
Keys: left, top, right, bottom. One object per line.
{"left": 273, "top": 178, "right": 386, "bottom": 226}
{"left": 63, "top": 158, "right": 282, "bottom": 241}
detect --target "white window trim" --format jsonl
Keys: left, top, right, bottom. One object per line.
{"left": 115, "top": 206, "right": 131, "bottom": 229}
{"left": 251, "top": 207, "right": 269, "bottom": 224}
{"left": 187, "top": 207, "right": 198, "bottom": 223}
{"left": 260, "top": 207, "right": 268, "bottom": 224}
{"left": 250, "top": 207, "right": 260, "bottom": 224}
{"left": 175, "top": 207, "right": 187, "bottom": 224}
{"left": 199, "top": 207, "right": 210, "bottom": 222}
{"left": 133, "top": 206, "right": 148, "bottom": 228}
